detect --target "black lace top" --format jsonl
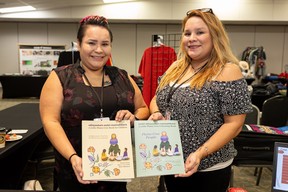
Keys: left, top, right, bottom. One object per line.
{"left": 156, "top": 78, "right": 252, "bottom": 170}
{"left": 53, "top": 62, "right": 135, "bottom": 176}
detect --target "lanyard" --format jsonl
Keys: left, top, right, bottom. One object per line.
{"left": 82, "top": 70, "right": 105, "bottom": 118}
{"left": 166, "top": 62, "right": 208, "bottom": 104}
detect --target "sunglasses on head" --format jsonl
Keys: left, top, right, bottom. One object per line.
{"left": 186, "top": 8, "right": 214, "bottom": 16}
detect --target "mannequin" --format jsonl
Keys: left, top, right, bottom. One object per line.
{"left": 152, "top": 35, "right": 164, "bottom": 47}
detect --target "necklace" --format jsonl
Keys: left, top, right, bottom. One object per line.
{"left": 166, "top": 62, "right": 208, "bottom": 104}
{"left": 191, "top": 62, "right": 207, "bottom": 72}
{"left": 164, "top": 62, "right": 208, "bottom": 120}
{"left": 82, "top": 69, "right": 105, "bottom": 118}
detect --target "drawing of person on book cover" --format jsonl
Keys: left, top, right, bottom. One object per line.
{"left": 167, "top": 145, "right": 173, "bottom": 156}
{"left": 153, "top": 145, "right": 160, "bottom": 156}
{"left": 173, "top": 144, "right": 180, "bottom": 156}
{"left": 139, "top": 143, "right": 147, "bottom": 159}
{"left": 160, "top": 146, "right": 166, "bottom": 156}
{"left": 122, "top": 147, "right": 129, "bottom": 160}
{"left": 159, "top": 131, "right": 170, "bottom": 153}
{"left": 108, "top": 133, "right": 121, "bottom": 161}
{"left": 101, "top": 149, "right": 108, "bottom": 161}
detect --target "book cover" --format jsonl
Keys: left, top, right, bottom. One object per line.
{"left": 134, "top": 120, "right": 185, "bottom": 177}
{"left": 82, "top": 120, "right": 134, "bottom": 181}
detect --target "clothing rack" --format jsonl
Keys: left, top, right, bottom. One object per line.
{"left": 151, "top": 34, "right": 181, "bottom": 53}
{"left": 241, "top": 46, "right": 266, "bottom": 79}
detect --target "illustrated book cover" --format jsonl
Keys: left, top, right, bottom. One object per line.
{"left": 134, "top": 120, "right": 185, "bottom": 177}
{"left": 82, "top": 120, "right": 134, "bottom": 181}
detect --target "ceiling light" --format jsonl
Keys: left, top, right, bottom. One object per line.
{"left": 103, "top": 0, "right": 133, "bottom": 3}
{"left": 0, "top": 6, "right": 36, "bottom": 14}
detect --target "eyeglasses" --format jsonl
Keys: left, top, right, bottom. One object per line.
{"left": 186, "top": 8, "right": 214, "bottom": 16}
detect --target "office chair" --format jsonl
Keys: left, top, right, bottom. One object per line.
{"left": 28, "top": 135, "right": 58, "bottom": 191}
{"left": 251, "top": 95, "right": 288, "bottom": 185}
{"left": 244, "top": 104, "right": 262, "bottom": 186}
{"left": 244, "top": 104, "right": 260, "bottom": 125}
{"left": 231, "top": 95, "right": 288, "bottom": 186}
{"left": 231, "top": 104, "right": 264, "bottom": 187}
{"left": 260, "top": 95, "right": 288, "bottom": 127}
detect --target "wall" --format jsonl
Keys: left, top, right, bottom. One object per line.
{"left": 0, "top": 22, "right": 288, "bottom": 77}
{"left": 2, "top": 0, "right": 288, "bottom": 24}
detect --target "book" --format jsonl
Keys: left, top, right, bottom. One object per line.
{"left": 82, "top": 120, "right": 134, "bottom": 181}
{"left": 134, "top": 120, "right": 185, "bottom": 177}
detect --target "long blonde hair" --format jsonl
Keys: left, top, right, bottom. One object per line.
{"left": 157, "top": 9, "right": 239, "bottom": 90}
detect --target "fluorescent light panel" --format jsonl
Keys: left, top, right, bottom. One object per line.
{"left": 103, "top": 0, "right": 132, "bottom": 3}
{"left": 0, "top": 6, "right": 36, "bottom": 13}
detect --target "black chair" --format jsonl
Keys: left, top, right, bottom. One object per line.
{"left": 244, "top": 104, "right": 260, "bottom": 125}
{"left": 231, "top": 104, "right": 264, "bottom": 186}
{"left": 231, "top": 95, "right": 288, "bottom": 186}
{"left": 252, "top": 95, "right": 288, "bottom": 185}
{"left": 28, "top": 135, "right": 58, "bottom": 191}
{"left": 260, "top": 95, "right": 288, "bottom": 127}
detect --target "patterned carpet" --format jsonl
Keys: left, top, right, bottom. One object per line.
{"left": 0, "top": 88, "right": 273, "bottom": 192}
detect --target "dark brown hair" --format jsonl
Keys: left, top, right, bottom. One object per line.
{"left": 77, "top": 15, "right": 113, "bottom": 44}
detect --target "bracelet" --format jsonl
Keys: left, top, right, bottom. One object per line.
{"left": 198, "top": 145, "right": 209, "bottom": 157}
{"left": 203, "top": 146, "right": 209, "bottom": 157}
{"left": 152, "top": 110, "right": 160, "bottom": 114}
{"left": 68, "top": 153, "right": 77, "bottom": 163}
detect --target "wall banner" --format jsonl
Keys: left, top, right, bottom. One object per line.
{"left": 19, "top": 44, "right": 65, "bottom": 75}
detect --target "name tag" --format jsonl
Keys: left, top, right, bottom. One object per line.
{"left": 94, "top": 117, "right": 110, "bottom": 121}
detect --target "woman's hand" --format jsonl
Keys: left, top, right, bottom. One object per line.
{"left": 115, "top": 110, "right": 137, "bottom": 126}
{"left": 148, "top": 111, "right": 166, "bottom": 120}
{"left": 176, "top": 151, "right": 201, "bottom": 177}
{"left": 70, "top": 155, "right": 98, "bottom": 184}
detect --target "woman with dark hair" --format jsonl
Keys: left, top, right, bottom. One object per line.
{"left": 40, "top": 15, "right": 149, "bottom": 192}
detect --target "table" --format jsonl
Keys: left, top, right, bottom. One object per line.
{"left": 0, "top": 103, "right": 44, "bottom": 189}
{"left": 0, "top": 75, "right": 47, "bottom": 98}
{"left": 0, "top": 190, "right": 54, "bottom": 192}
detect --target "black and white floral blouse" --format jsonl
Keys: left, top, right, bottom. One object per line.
{"left": 156, "top": 78, "right": 253, "bottom": 170}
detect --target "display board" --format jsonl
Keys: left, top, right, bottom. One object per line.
{"left": 19, "top": 44, "right": 65, "bottom": 76}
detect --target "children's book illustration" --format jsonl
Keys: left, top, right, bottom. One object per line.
{"left": 134, "top": 120, "right": 185, "bottom": 177}
{"left": 82, "top": 120, "right": 134, "bottom": 181}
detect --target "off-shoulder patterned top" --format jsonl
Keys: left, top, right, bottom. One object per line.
{"left": 156, "top": 78, "right": 252, "bottom": 170}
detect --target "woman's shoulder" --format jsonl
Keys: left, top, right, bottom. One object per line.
{"left": 105, "top": 66, "right": 130, "bottom": 81}
{"left": 54, "top": 63, "right": 80, "bottom": 74}
{"left": 214, "top": 62, "right": 243, "bottom": 82}
{"left": 106, "top": 65, "right": 128, "bottom": 75}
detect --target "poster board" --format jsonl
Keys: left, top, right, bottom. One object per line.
{"left": 19, "top": 44, "right": 65, "bottom": 75}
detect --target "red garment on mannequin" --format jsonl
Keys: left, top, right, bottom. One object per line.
{"left": 138, "top": 45, "right": 177, "bottom": 106}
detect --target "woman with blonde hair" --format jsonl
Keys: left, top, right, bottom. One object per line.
{"left": 149, "top": 8, "right": 252, "bottom": 192}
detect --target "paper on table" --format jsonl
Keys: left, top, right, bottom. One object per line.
{"left": 9, "top": 129, "right": 28, "bottom": 134}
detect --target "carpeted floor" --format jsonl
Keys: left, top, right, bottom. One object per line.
{"left": 0, "top": 88, "right": 273, "bottom": 192}
{"left": 21, "top": 160, "right": 273, "bottom": 192}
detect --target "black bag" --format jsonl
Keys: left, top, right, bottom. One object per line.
{"left": 252, "top": 82, "right": 279, "bottom": 96}
{"left": 233, "top": 124, "right": 288, "bottom": 165}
